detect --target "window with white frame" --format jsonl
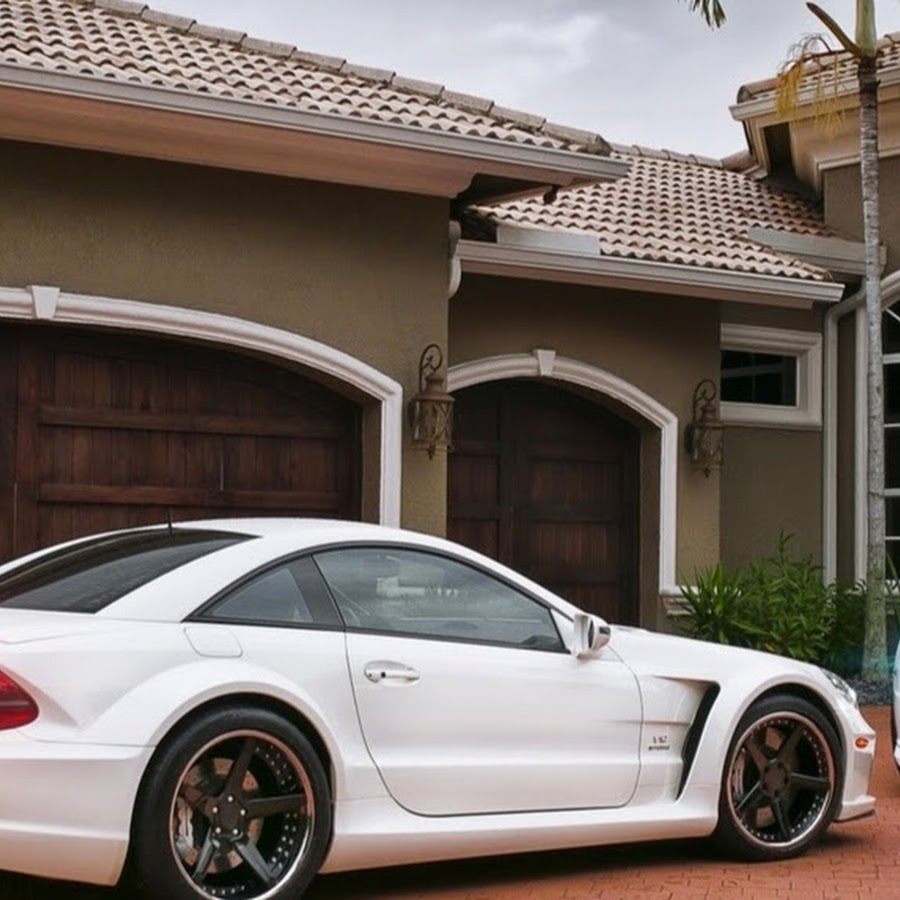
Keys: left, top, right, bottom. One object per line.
{"left": 719, "top": 324, "right": 822, "bottom": 428}
{"left": 883, "top": 304, "right": 900, "bottom": 573}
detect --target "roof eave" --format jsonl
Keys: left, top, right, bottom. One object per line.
{"left": 731, "top": 66, "right": 900, "bottom": 122}
{"left": 457, "top": 240, "right": 843, "bottom": 309}
{"left": 0, "top": 64, "right": 628, "bottom": 198}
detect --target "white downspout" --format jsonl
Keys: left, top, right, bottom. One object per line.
{"left": 823, "top": 284, "right": 864, "bottom": 581}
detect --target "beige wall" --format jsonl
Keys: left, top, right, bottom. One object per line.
{"left": 720, "top": 428, "right": 822, "bottom": 569}
{"left": 450, "top": 274, "right": 722, "bottom": 627}
{"left": 824, "top": 157, "right": 900, "bottom": 274}
{"left": 0, "top": 140, "right": 450, "bottom": 534}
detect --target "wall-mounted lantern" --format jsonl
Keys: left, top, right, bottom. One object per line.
{"left": 686, "top": 378, "right": 724, "bottom": 476}
{"left": 408, "top": 344, "right": 454, "bottom": 459}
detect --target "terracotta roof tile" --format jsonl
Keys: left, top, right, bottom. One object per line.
{"left": 737, "top": 29, "right": 900, "bottom": 106}
{"left": 0, "top": 0, "right": 611, "bottom": 155}
{"left": 468, "top": 146, "right": 834, "bottom": 282}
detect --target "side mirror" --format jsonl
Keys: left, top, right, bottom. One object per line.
{"left": 572, "top": 612, "right": 611, "bottom": 658}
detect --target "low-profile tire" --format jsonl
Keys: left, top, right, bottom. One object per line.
{"left": 131, "top": 705, "right": 331, "bottom": 900}
{"left": 714, "top": 694, "right": 842, "bottom": 862}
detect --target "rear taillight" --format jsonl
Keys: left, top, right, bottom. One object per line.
{"left": 0, "top": 671, "right": 38, "bottom": 729}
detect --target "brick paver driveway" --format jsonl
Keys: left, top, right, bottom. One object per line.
{"left": 2, "top": 706, "right": 897, "bottom": 900}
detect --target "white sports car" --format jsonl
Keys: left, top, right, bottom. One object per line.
{"left": 0, "top": 519, "right": 876, "bottom": 899}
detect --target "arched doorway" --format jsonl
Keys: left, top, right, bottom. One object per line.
{"left": 0, "top": 324, "right": 361, "bottom": 560}
{"left": 448, "top": 380, "right": 640, "bottom": 623}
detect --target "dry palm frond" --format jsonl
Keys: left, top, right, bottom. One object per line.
{"left": 777, "top": 34, "right": 845, "bottom": 135}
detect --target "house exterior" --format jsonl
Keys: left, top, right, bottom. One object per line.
{"left": 0, "top": 0, "right": 890, "bottom": 632}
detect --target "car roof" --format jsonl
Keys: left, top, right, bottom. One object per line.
{"left": 169, "top": 517, "right": 410, "bottom": 542}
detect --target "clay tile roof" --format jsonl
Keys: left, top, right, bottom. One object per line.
{"left": 0, "top": 0, "right": 612, "bottom": 156}
{"left": 468, "top": 145, "right": 834, "bottom": 282}
{"left": 736, "top": 30, "right": 900, "bottom": 107}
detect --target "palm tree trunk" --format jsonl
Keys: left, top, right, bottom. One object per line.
{"left": 859, "top": 53, "right": 888, "bottom": 681}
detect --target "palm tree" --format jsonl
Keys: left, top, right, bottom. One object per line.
{"left": 685, "top": 0, "right": 888, "bottom": 680}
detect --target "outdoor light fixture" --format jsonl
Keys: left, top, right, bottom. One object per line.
{"left": 686, "top": 378, "right": 724, "bottom": 476}
{"left": 408, "top": 343, "right": 454, "bottom": 459}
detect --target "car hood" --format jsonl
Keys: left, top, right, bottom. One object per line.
{"left": 608, "top": 624, "right": 822, "bottom": 685}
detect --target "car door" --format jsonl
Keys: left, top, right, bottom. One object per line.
{"left": 314, "top": 546, "right": 643, "bottom": 817}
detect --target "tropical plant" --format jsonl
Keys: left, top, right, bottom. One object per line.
{"left": 679, "top": 535, "right": 866, "bottom": 669}
{"left": 683, "top": 0, "right": 889, "bottom": 682}
{"left": 679, "top": 562, "right": 747, "bottom": 646}
{"left": 738, "top": 534, "right": 836, "bottom": 662}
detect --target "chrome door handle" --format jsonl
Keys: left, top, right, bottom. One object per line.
{"left": 363, "top": 662, "right": 420, "bottom": 684}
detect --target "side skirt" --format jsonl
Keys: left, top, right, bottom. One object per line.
{"left": 320, "top": 790, "right": 720, "bottom": 874}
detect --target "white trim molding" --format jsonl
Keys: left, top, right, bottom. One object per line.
{"left": 459, "top": 240, "right": 844, "bottom": 309}
{"left": 447, "top": 349, "right": 679, "bottom": 596}
{"left": 0, "top": 284, "right": 403, "bottom": 526}
{"left": 747, "top": 227, "right": 882, "bottom": 280}
{"left": 720, "top": 324, "right": 823, "bottom": 429}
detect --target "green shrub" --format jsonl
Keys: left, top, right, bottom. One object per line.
{"left": 679, "top": 562, "right": 749, "bottom": 647}
{"left": 737, "top": 534, "right": 834, "bottom": 662}
{"left": 822, "top": 580, "right": 866, "bottom": 676}
{"left": 679, "top": 534, "right": 863, "bottom": 670}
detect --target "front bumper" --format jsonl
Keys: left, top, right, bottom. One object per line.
{"left": 833, "top": 702, "right": 876, "bottom": 822}
{"left": 0, "top": 733, "right": 152, "bottom": 885}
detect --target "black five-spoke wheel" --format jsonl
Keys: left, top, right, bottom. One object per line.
{"left": 132, "top": 707, "right": 331, "bottom": 900}
{"left": 716, "top": 694, "right": 841, "bottom": 861}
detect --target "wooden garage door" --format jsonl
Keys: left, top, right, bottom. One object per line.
{"left": 0, "top": 325, "right": 360, "bottom": 562}
{"left": 448, "top": 381, "right": 639, "bottom": 624}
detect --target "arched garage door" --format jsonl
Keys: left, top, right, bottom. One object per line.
{"left": 0, "top": 325, "right": 361, "bottom": 561}
{"left": 448, "top": 380, "right": 639, "bottom": 624}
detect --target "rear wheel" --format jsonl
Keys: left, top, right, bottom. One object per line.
{"left": 715, "top": 694, "right": 840, "bottom": 861}
{"left": 132, "top": 706, "right": 331, "bottom": 900}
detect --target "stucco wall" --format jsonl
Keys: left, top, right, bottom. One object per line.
{"left": 0, "top": 140, "right": 450, "bottom": 534}
{"left": 720, "top": 428, "right": 822, "bottom": 569}
{"left": 450, "top": 274, "right": 721, "bottom": 626}
{"left": 823, "top": 157, "right": 900, "bottom": 274}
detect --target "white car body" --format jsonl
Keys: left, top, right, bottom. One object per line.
{"left": 0, "top": 519, "right": 877, "bottom": 895}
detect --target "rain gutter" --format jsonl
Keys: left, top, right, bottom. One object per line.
{"left": 457, "top": 240, "right": 844, "bottom": 308}
{"left": 0, "top": 64, "right": 629, "bottom": 188}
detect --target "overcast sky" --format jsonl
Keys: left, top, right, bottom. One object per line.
{"left": 148, "top": 0, "right": 900, "bottom": 159}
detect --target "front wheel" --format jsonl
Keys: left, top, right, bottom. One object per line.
{"left": 131, "top": 706, "right": 331, "bottom": 900}
{"left": 715, "top": 694, "right": 841, "bottom": 861}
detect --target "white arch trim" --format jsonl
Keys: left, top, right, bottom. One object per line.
{"left": 0, "top": 284, "right": 403, "bottom": 526}
{"left": 448, "top": 351, "right": 679, "bottom": 595}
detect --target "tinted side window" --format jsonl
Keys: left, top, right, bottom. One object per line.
{"left": 314, "top": 547, "right": 563, "bottom": 651}
{"left": 0, "top": 530, "right": 249, "bottom": 613}
{"left": 201, "top": 556, "right": 341, "bottom": 628}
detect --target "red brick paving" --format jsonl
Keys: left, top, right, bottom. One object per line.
{"left": 2, "top": 707, "right": 897, "bottom": 899}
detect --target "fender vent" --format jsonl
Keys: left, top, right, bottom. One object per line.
{"left": 677, "top": 684, "right": 720, "bottom": 798}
